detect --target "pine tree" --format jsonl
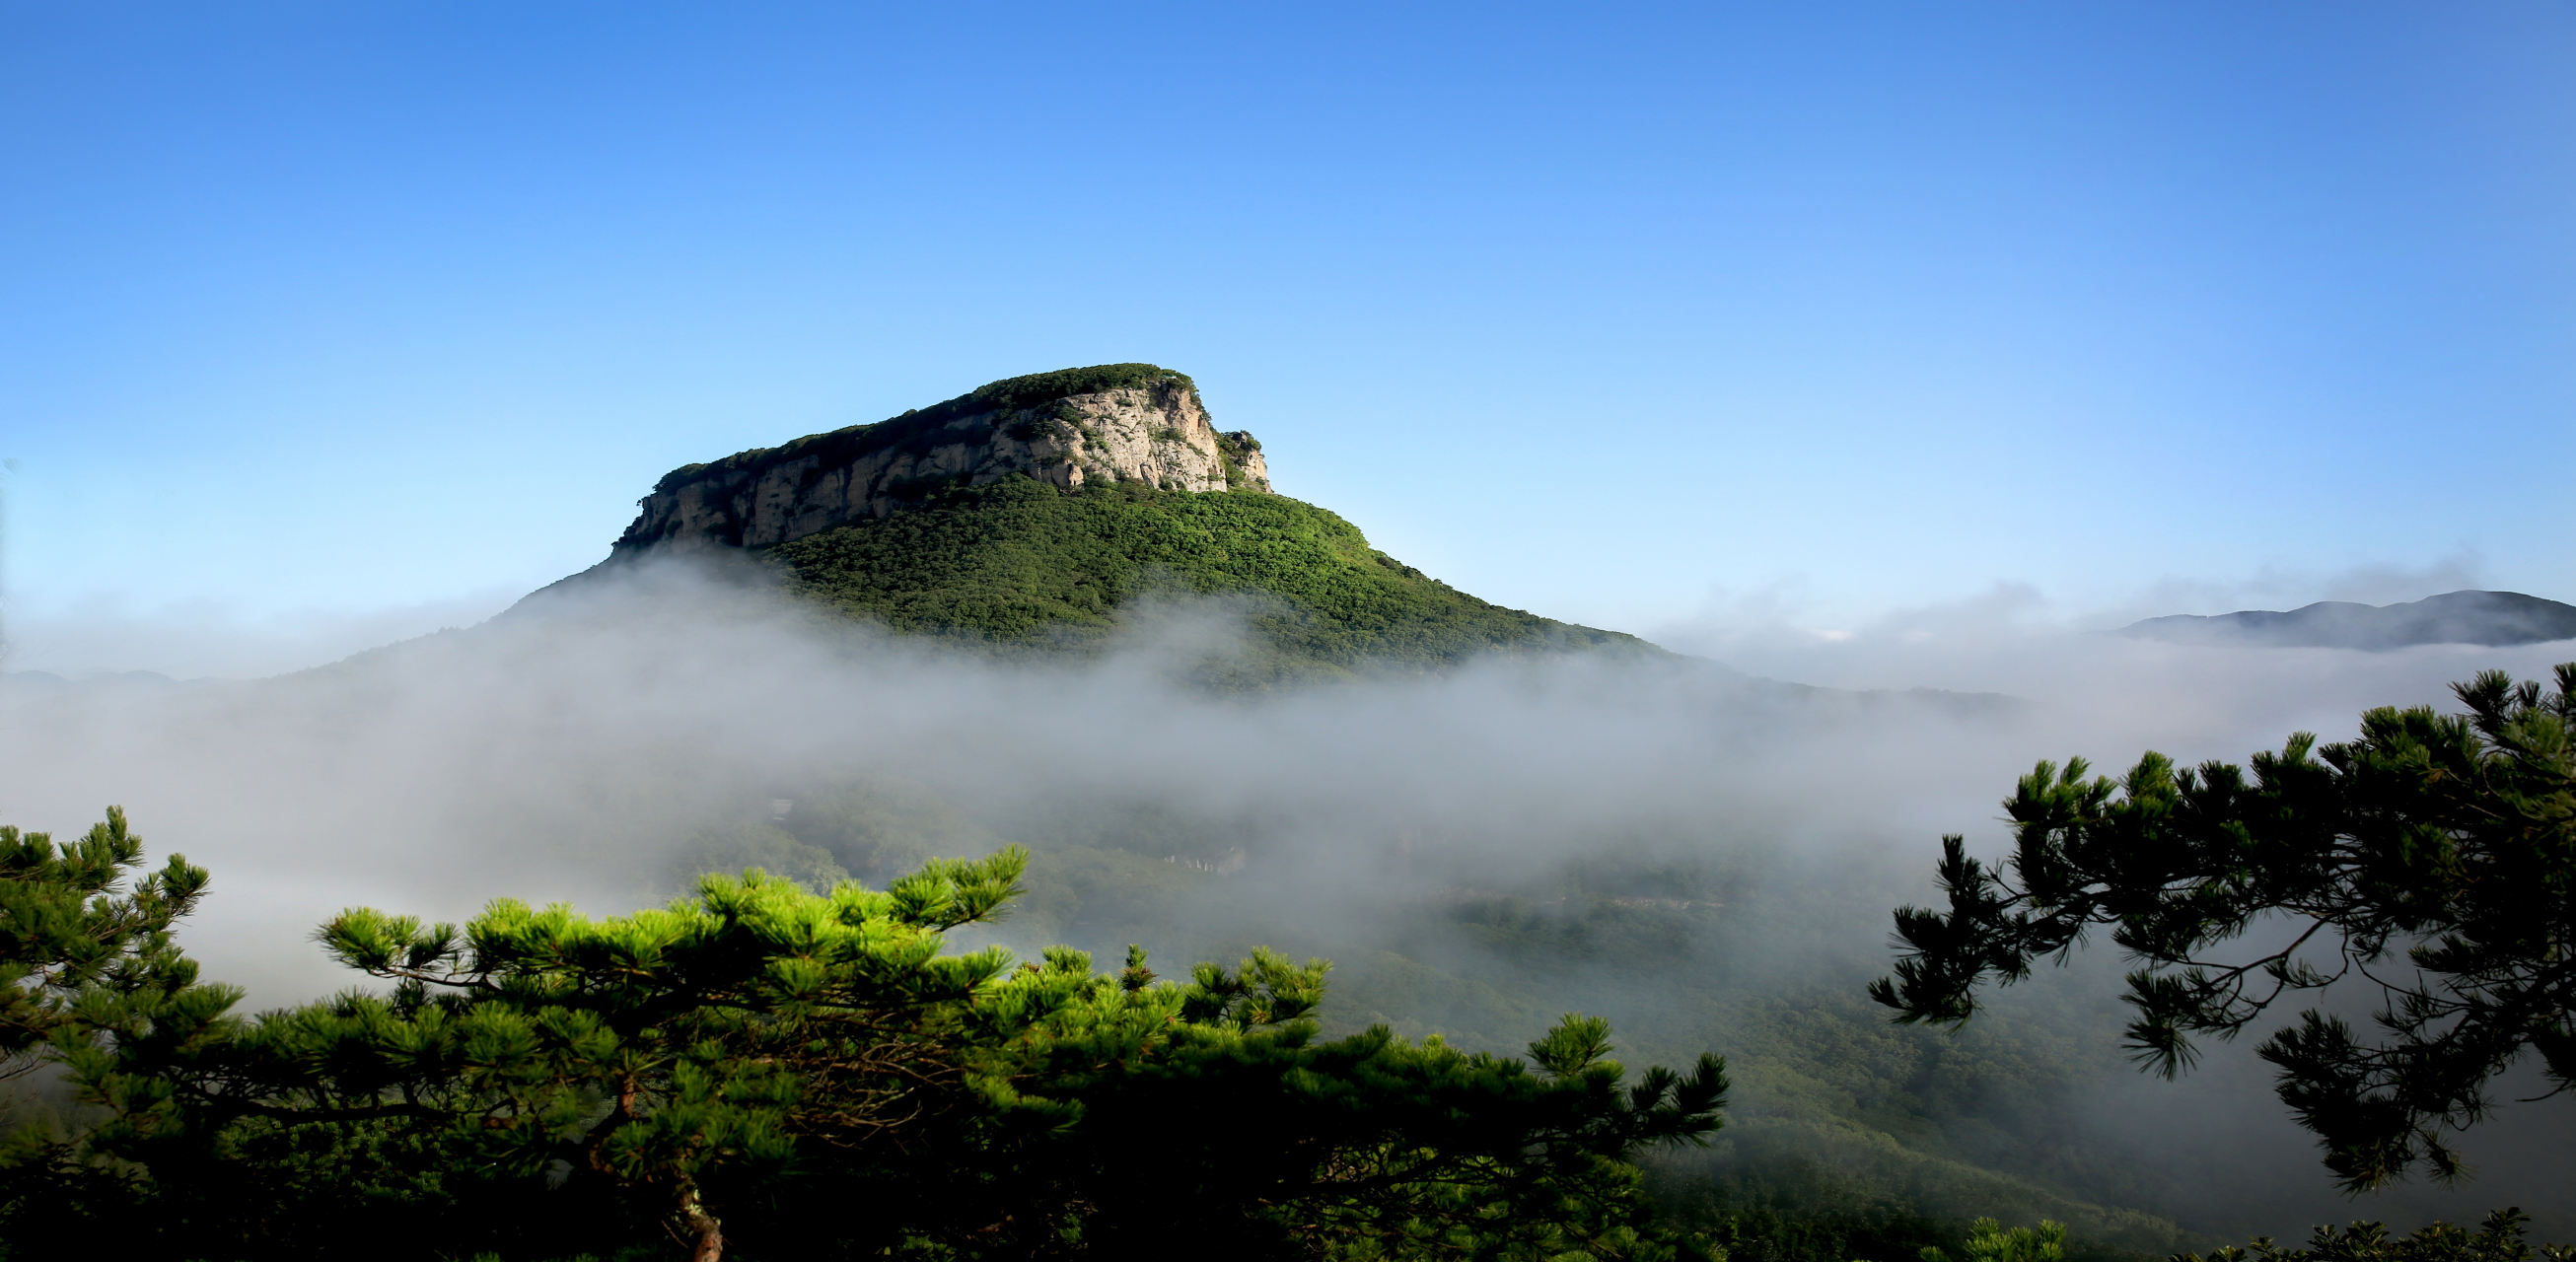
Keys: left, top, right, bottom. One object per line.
{"left": 0, "top": 807, "right": 224, "bottom": 1079}
{"left": 58, "top": 838, "right": 1728, "bottom": 1259}
{"left": 1875, "top": 666, "right": 2576, "bottom": 1190}
{"left": 2177, "top": 1207, "right": 2571, "bottom": 1262}
{"left": 1921, "top": 1218, "right": 2067, "bottom": 1262}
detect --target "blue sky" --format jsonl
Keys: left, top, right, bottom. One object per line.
{"left": 5, "top": 1, "right": 2571, "bottom": 667}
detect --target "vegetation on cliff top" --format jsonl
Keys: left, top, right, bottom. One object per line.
{"left": 650, "top": 363, "right": 1199, "bottom": 495}
{"left": 767, "top": 474, "right": 1657, "bottom": 678}
{"left": 629, "top": 364, "right": 1650, "bottom": 676}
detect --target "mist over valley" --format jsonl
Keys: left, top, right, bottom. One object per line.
{"left": 7, "top": 367, "right": 2570, "bottom": 1255}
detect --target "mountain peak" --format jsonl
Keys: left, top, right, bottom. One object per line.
{"left": 616, "top": 363, "right": 1269, "bottom": 556}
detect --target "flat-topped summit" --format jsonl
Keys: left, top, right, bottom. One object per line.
{"left": 617, "top": 364, "right": 1269, "bottom": 556}
{"left": 533, "top": 363, "right": 1658, "bottom": 681}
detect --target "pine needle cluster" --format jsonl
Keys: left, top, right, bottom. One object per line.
{"left": 3, "top": 821, "right": 1727, "bottom": 1261}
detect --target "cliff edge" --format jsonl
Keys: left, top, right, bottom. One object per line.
{"left": 615, "top": 364, "right": 1268, "bottom": 557}
{"left": 529, "top": 362, "right": 1661, "bottom": 680}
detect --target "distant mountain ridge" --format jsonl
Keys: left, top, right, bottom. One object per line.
{"left": 2119, "top": 590, "right": 2576, "bottom": 650}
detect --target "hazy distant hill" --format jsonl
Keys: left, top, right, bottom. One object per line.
{"left": 552, "top": 363, "right": 1660, "bottom": 678}
{"left": 2119, "top": 590, "right": 2576, "bottom": 650}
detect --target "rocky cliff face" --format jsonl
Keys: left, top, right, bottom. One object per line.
{"left": 615, "top": 365, "right": 1271, "bottom": 556}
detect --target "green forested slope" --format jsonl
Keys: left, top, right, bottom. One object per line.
{"left": 768, "top": 474, "right": 1657, "bottom": 676}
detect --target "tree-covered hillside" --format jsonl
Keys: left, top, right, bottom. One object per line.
{"left": 767, "top": 474, "right": 1657, "bottom": 679}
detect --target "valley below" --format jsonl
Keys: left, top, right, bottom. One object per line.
{"left": 6, "top": 367, "right": 2571, "bottom": 1259}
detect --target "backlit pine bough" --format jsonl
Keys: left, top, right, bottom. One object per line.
{"left": 48, "top": 833, "right": 1728, "bottom": 1260}
{"left": 1875, "top": 665, "right": 2576, "bottom": 1192}
{"left": 0, "top": 806, "right": 212, "bottom": 1083}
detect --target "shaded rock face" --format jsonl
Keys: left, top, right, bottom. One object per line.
{"left": 616, "top": 371, "right": 1270, "bottom": 556}
{"left": 2120, "top": 590, "right": 2576, "bottom": 650}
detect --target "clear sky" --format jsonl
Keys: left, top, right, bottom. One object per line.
{"left": 5, "top": 1, "right": 2571, "bottom": 671}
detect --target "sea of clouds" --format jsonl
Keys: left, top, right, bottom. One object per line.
{"left": 3, "top": 556, "right": 2569, "bottom": 1239}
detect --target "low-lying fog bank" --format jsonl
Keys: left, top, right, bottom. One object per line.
{"left": 3, "top": 560, "right": 2569, "bottom": 1242}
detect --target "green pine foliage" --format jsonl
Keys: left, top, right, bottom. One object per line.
{"left": 1875, "top": 665, "right": 2576, "bottom": 1191}
{"left": 769, "top": 474, "right": 1656, "bottom": 677}
{"left": 16, "top": 666, "right": 2576, "bottom": 1258}
{"left": 0, "top": 808, "right": 218, "bottom": 1079}
{"left": 2178, "top": 1209, "right": 2571, "bottom": 1262}
{"left": 3, "top": 814, "right": 1730, "bottom": 1260}
{"left": 1924, "top": 1218, "right": 2070, "bottom": 1262}
{"left": 680, "top": 781, "right": 2212, "bottom": 1258}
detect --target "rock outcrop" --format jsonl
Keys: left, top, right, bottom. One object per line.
{"left": 615, "top": 364, "right": 1269, "bottom": 556}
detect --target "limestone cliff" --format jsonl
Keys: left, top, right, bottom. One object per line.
{"left": 615, "top": 364, "right": 1271, "bottom": 556}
